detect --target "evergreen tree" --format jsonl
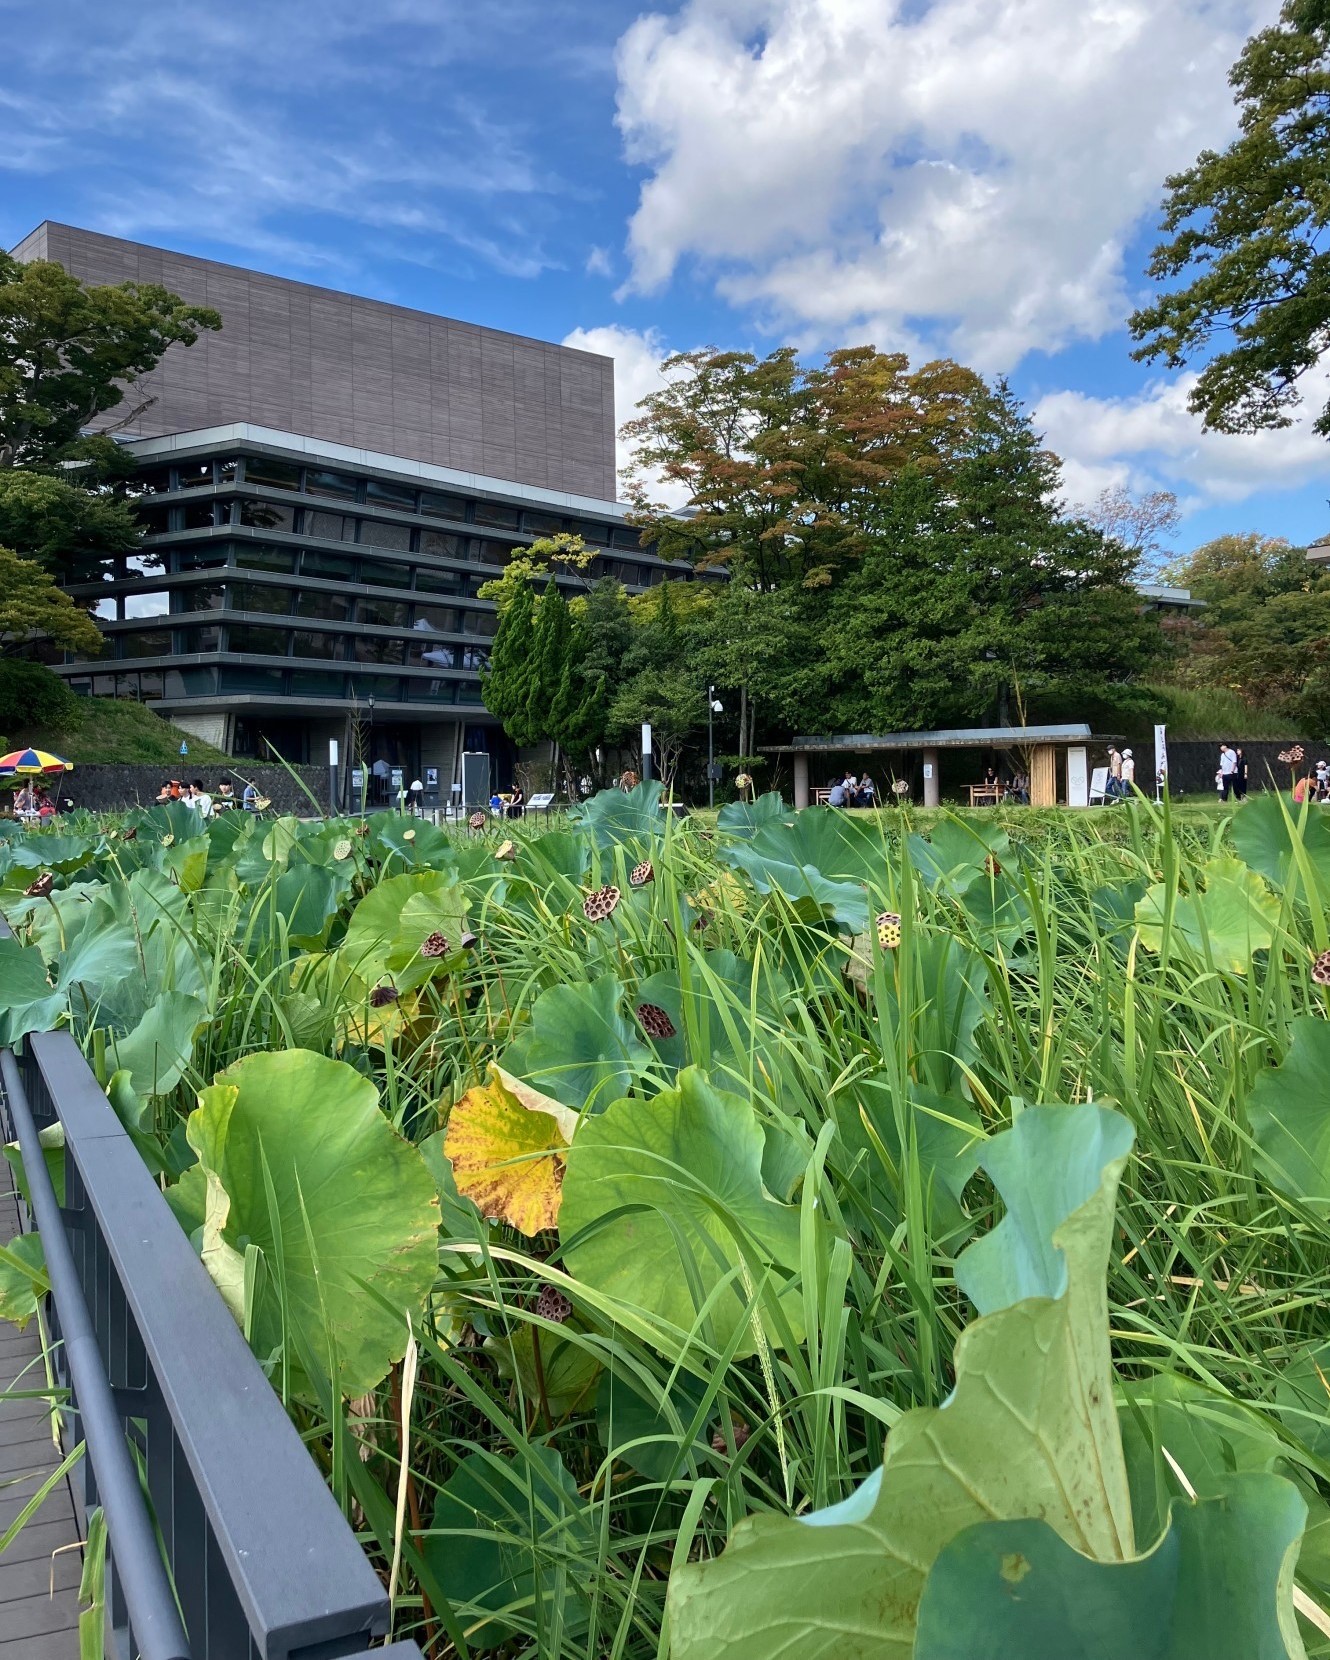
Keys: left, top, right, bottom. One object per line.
{"left": 480, "top": 575, "right": 539, "bottom": 747}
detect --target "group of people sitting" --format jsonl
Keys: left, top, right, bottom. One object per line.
{"left": 1292, "top": 759, "right": 1330, "bottom": 804}
{"left": 827, "top": 773, "right": 877, "bottom": 808}
{"left": 11, "top": 783, "right": 61, "bottom": 823}
{"left": 155, "top": 779, "right": 261, "bottom": 817}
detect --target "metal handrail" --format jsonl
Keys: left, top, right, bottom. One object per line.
{"left": 2, "top": 1047, "right": 191, "bottom": 1660}
{"left": 0, "top": 1020, "right": 426, "bottom": 1660}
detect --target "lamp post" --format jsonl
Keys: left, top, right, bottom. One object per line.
{"left": 707, "top": 686, "right": 724, "bottom": 809}
{"left": 366, "top": 691, "right": 375, "bottom": 810}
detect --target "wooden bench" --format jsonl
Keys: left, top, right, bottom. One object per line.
{"left": 968, "top": 785, "right": 1005, "bottom": 807}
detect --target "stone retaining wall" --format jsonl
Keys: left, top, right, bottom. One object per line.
{"left": 52, "top": 763, "right": 333, "bottom": 815}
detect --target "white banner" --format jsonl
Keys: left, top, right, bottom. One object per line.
{"left": 1154, "top": 723, "right": 1169, "bottom": 793}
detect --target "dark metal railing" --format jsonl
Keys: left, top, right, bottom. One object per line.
{"left": 0, "top": 1026, "right": 425, "bottom": 1660}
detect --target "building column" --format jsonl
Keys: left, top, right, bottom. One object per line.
{"left": 922, "top": 747, "right": 940, "bottom": 808}
{"left": 1030, "top": 744, "right": 1057, "bottom": 807}
{"left": 793, "top": 752, "right": 810, "bottom": 810}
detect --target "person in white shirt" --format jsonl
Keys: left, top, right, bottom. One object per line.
{"left": 1218, "top": 744, "right": 1238, "bottom": 801}
{"left": 1121, "top": 749, "right": 1135, "bottom": 790}
{"left": 189, "top": 780, "right": 213, "bottom": 819}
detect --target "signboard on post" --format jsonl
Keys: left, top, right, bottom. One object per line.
{"left": 1154, "top": 723, "right": 1169, "bottom": 798}
{"left": 641, "top": 722, "right": 653, "bottom": 783}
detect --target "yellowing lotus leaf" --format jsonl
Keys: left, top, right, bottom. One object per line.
{"left": 444, "top": 1065, "right": 578, "bottom": 1235}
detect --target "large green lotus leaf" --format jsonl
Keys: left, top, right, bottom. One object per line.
{"left": 106, "top": 991, "right": 207, "bottom": 1097}
{"left": 500, "top": 977, "right": 649, "bottom": 1112}
{"left": 0, "top": 935, "right": 64, "bottom": 1044}
{"left": 906, "top": 817, "right": 1012, "bottom": 899}
{"left": 633, "top": 948, "right": 790, "bottom": 1078}
{"left": 596, "top": 1364, "right": 711, "bottom": 1482}
{"left": 567, "top": 779, "right": 666, "bottom": 849}
{"left": 5, "top": 883, "right": 106, "bottom": 962}
{"left": 340, "top": 869, "right": 468, "bottom": 991}
{"left": 666, "top": 1105, "right": 1135, "bottom": 1660}
{"left": 365, "top": 813, "right": 458, "bottom": 869}
{"left": 913, "top": 1474, "right": 1307, "bottom": 1660}
{"left": 721, "top": 808, "right": 884, "bottom": 932}
{"left": 1135, "top": 856, "right": 1280, "bottom": 974}
{"left": 187, "top": 1049, "right": 440, "bottom": 1396}
{"left": 272, "top": 864, "right": 343, "bottom": 950}
{"left": 834, "top": 1078, "right": 983, "bottom": 1240}
{"left": 874, "top": 931, "right": 988, "bottom": 1100}
{"left": 1233, "top": 791, "right": 1330, "bottom": 899}
{"left": 0, "top": 834, "right": 98, "bottom": 884}
{"left": 561, "top": 1067, "right": 815, "bottom": 1355}
{"left": 422, "top": 1446, "right": 596, "bottom": 1645}
{"left": 1248, "top": 1017, "right": 1330, "bottom": 1211}
{"left": 716, "top": 792, "right": 787, "bottom": 838}
{"left": 0, "top": 1233, "right": 48, "bottom": 1331}
{"left": 158, "top": 833, "right": 210, "bottom": 893}
{"left": 1277, "top": 1342, "right": 1330, "bottom": 1466}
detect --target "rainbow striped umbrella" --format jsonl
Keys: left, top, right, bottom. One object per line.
{"left": 0, "top": 748, "right": 74, "bottom": 776}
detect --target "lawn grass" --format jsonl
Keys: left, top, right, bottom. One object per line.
{"left": 19, "top": 696, "right": 230, "bottom": 766}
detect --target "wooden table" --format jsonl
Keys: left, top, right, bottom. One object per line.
{"left": 968, "top": 786, "right": 1005, "bottom": 807}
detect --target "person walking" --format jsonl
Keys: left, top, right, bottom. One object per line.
{"left": 1218, "top": 744, "right": 1238, "bottom": 801}
{"left": 1108, "top": 745, "right": 1124, "bottom": 799}
{"left": 1121, "top": 749, "right": 1136, "bottom": 792}
{"left": 1234, "top": 748, "right": 1249, "bottom": 800}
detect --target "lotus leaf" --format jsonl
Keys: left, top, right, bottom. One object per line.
{"left": 184, "top": 1049, "right": 440, "bottom": 1396}
{"left": 366, "top": 813, "right": 457, "bottom": 868}
{"left": 423, "top": 1446, "right": 596, "bottom": 1644}
{"left": 1248, "top": 1016, "right": 1330, "bottom": 1211}
{"left": 485, "top": 1324, "right": 602, "bottom": 1419}
{"left": 1135, "top": 856, "right": 1280, "bottom": 974}
{"left": 906, "top": 817, "right": 1012, "bottom": 898}
{"left": 875, "top": 931, "right": 988, "bottom": 1099}
{"left": 1277, "top": 1343, "right": 1330, "bottom": 1466}
{"left": 666, "top": 1105, "right": 1135, "bottom": 1660}
{"left": 716, "top": 792, "right": 787, "bottom": 838}
{"left": 444, "top": 1066, "right": 578, "bottom": 1235}
{"left": 835, "top": 1078, "right": 983, "bottom": 1239}
{"left": 0, "top": 1233, "right": 48, "bottom": 1330}
{"left": 0, "top": 935, "right": 63, "bottom": 1044}
{"left": 913, "top": 1475, "right": 1306, "bottom": 1660}
{"left": 568, "top": 779, "right": 666, "bottom": 848}
{"left": 632, "top": 948, "right": 790, "bottom": 1078}
{"left": 272, "top": 864, "right": 344, "bottom": 949}
{"left": 560, "top": 1068, "right": 815, "bottom": 1356}
{"left": 500, "top": 977, "right": 649, "bottom": 1112}
{"left": 105, "top": 991, "right": 207, "bottom": 1097}
{"left": 340, "top": 869, "right": 469, "bottom": 993}
{"left": 1233, "top": 791, "right": 1330, "bottom": 899}
{"left": 721, "top": 809, "right": 884, "bottom": 931}
{"left": 159, "top": 832, "right": 210, "bottom": 893}
{"left": 596, "top": 1365, "right": 711, "bottom": 1482}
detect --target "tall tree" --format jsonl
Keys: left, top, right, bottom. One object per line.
{"left": 0, "top": 467, "right": 144, "bottom": 588}
{"left": 0, "top": 545, "right": 104, "bottom": 659}
{"left": 480, "top": 574, "right": 539, "bottom": 747}
{"left": 1129, "top": 0, "right": 1330, "bottom": 434}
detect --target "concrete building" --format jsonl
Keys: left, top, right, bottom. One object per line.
{"left": 13, "top": 223, "right": 660, "bottom": 791}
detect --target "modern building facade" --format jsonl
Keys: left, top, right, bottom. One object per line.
{"left": 14, "top": 224, "right": 667, "bottom": 790}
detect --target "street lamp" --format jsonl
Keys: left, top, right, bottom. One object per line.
{"left": 367, "top": 691, "right": 375, "bottom": 809}
{"left": 707, "top": 686, "right": 724, "bottom": 809}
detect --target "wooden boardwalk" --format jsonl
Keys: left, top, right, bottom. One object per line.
{"left": 0, "top": 1155, "right": 80, "bottom": 1659}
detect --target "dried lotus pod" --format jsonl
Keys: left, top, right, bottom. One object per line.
{"left": 875, "top": 911, "right": 902, "bottom": 950}
{"left": 582, "top": 884, "right": 621, "bottom": 922}
{"left": 333, "top": 837, "right": 353, "bottom": 860}
{"left": 629, "top": 860, "right": 654, "bottom": 887}
{"left": 534, "top": 1284, "right": 573, "bottom": 1324}
{"left": 711, "top": 1416, "right": 752, "bottom": 1453}
{"left": 468, "top": 811, "right": 487, "bottom": 830}
{"left": 402, "top": 827, "right": 416, "bottom": 842}
{"left": 1312, "top": 949, "right": 1330, "bottom": 987}
{"left": 636, "top": 1002, "right": 677, "bottom": 1040}
{"left": 122, "top": 826, "right": 138, "bottom": 842}
{"left": 984, "top": 854, "right": 1003, "bottom": 877}
{"left": 495, "top": 839, "right": 516, "bottom": 861}
{"left": 25, "top": 873, "right": 53, "bottom": 898}
{"left": 368, "top": 982, "right": 399, "bottom": 1008}
{"left": 460, "top": 931, "right": 479, "bottom": 950}
{"left": 420, "top": 932, "right": 451, "bottom": 959}
{"left": 161, "top": 834, "right": 175, "bottom": 847}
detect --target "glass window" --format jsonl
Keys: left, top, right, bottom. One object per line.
{"left": 358, "top": 597, "right": 410, "bottom": 628}
{"left": 612, "top": 527, "right": 643, "bottom": 550}
{"left": 138, "top": 669, "right": 165, "bottom": 699}
{"left": 365, "top": 479, "right": 417, "bottom": 509}
{"left": 242, "top": 457, "right": 302, "bottom": 491}
{"left": 290, "top": 631, "right": 344, "bottom": 659}
{"left": 165, "top": 667, "right": 218, "bottom": 697}
{"left": 226, "top": 624, "right": 289, "bottom": 656}
{"left": 414, "top": 565, "right": 465, "bottom": 595}
{"left": 411, "top": 604, "right": 458, "bottom": 633}
{"left": 173, "top": 583, "right": 225, "bottom": 613}
{"left": 407, "top": 639, "right": 457, "bottom": 668}
{"left": 347, "top": 674, "right": 401, "bottom": 702}
{"left": 231, "top": 584, "right": 293, "bottom": 615}
{"left": 116, "top": 672, "right": 141, "bottom": 699}
{"left": 419, "top": 529, "right": 466, "bottom": 560}
{"left": 305, "top": 510, "right": 358, "bottom": 543}
{"left": 118, "top": 630, "right": 172, "bottom": 659}
{"left": 576, "top": 521, "right": 611, "bottom": 545}
{"left": 349, "top": 635, "right": 405, "bottom": 665}
{"left": 363, "top": 559, "right": 411, "bottom": 589}
{"left": 216, "top": 458, "right": 238, "bottom": 484}
{"left": 133, "top": 467, "right": 173, "bottom": 496}
{"left": 295, "top": 588, "right": 353, "bottom": 621}
{"left": 406, "top": 678, "right": 457, "bottom": 703}
{"left": 301, "top": 549, "right": 358, "bottom": 580}
{"left": 122, "top": 590, "right": 170, "bottom": 619}
{"left": 177, "top": 461, "right": 213, "bottom": 489}
{"left": 126, "top": 552, "right": 164, "bottom": 576}
{"left": 183, "top": 500, "right": 218, "bottom": 530}
{"left": 460, "top": 609, "right": 497, "bottom": 636}
{"left": 460, "top": 643, "right": 490, "bottom": 670}
{"left": 135, "top": 503, "right": 171, "bottom": 535}
{"left": 475, "top": 540, "right": 510, "bottom": 568}
{"left": 91, "top": 675, "right": 118, "bottom": 697}
{"left": 305, "top": 469, "right": 358, "bottom": 500}
{"left": 289, "top": 668, "right": 347, "bottom": 696}
{"left": 359, "top": 518, "right": 411, "bottom": 551}
{"left": 177, "top": 546, "right": 229, "bottom": 571}
{"left": 421, "top": 490, "right": 468, "bottom": 520}
{"left": 236, "top": 543, "right": 296, "bottom": 572}
{"left": 458, "top": 681, "right": 485, "bottom": 703}
{"left": 524, "top": 512, "right": 564, "bottom": 536}
{"left": 220, "top": 666, "right": 286, "bottom": 694}
{"left": 473, "top": 499, "right": 520, "bottom": 529}
{"left": 92, "top": 596, "right": 118, "bottom": 621}
{"left": 240, "top": 499, "right": 296, "bottom": 532}
{"left": 68, "top": 676, "right": 93, "bottom": 697}
{"left": 179, "top": 625, "right": 221, "bottom": 653}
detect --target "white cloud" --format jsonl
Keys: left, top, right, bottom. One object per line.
{"left": 585, "top": 245, "right": 614, "bottom": 277}
{"left": 615, "top": 0, "right": 1278, "bottom": 371}
{"left": 1036, "top": 369, "right": 1330, "bottom": 513}
{"left": 562, "top": 322, "right": 695, "bottom": 505}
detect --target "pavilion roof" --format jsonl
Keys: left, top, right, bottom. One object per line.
{"left": 763, "top": 724, "right": 1100, "bottom": 754}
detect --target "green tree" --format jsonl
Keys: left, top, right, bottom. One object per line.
{"left": 1129, "top": 0, "right": 1330, "bottom": 434}
{"left": 0, "top": 252, "right": 221, "bottom": 468}
{"left": 480, "top": 573, "right": 539, "bottom": 747}
{"left": 607, "top": 670, "right": 707, "bottom": 788}
{"left": 0, "top": 545, "right": 103, "bottom": 659}
{"left": 0, "top": 466, "right": 144, "bottom": 587}
{"left": 0, "top": 659, "right": 79, "bottom": 741}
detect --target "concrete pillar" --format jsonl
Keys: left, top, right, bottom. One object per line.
{"left": 793, "top": 752, "right": 810, "bottom": 810}
{"left": 923, "top": 747, "right": 940, "bottom": 808}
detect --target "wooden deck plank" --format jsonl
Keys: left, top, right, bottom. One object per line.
{"left": 0, "top": 1146, "right": 80, "bottom": 1659}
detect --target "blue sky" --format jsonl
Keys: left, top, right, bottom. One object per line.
{"left": 2, "top": 0, "right": 1325, "bottom": 554}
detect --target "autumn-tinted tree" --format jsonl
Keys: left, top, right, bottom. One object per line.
{"left": 1129, "top": 0, "right": 1330, "bottom": 434}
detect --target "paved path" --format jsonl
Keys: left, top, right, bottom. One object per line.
{"left": 0, "top": 1153, "right": 80, "bottom": 1658}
